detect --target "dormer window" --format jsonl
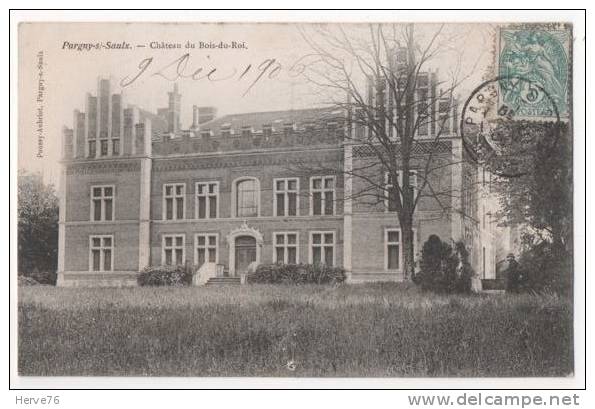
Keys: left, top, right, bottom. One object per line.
{"left": 262, "top": 124, "right": 272, "bottom": 138}
{"left": 327, "top": 121, "right": 337, "bottom": 133}
{"left": 200, "top": 129, "right": 211, "bottom": 139}
{"left": 241, "top": 126, "right": 252, "bottom": 137}
{"left": 221, "top": 125, "right": 232, "bottom": 138}
{"left": 283, "top": 123, "right": 294, "bottom": 136}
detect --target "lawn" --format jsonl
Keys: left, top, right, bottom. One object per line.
{"left": 18, "top": 283, "right": 573, "bottom": 377}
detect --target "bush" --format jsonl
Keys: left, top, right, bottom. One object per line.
{"left": 18, "top": 276, "right": 40, "bottom": 286}
{"left": 416, "top": 235, "right": 472, "bottom": 294}
{"left": 416, "top": 235, "right": 455, "bottom": 292}
{"left": 518, "top": 237, "right": 572, "bottom": 295}
{"left": 18, "top": 271, "right": 57, "bottom": 286}
{"left": 137, "top": 265, "right": 192, "bottom": 286}
{"left": 247, "top": 263, "right": 346, "bottom": 284}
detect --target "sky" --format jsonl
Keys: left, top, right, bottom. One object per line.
{"left": 18, "top": 22, "right": 494, "bottom": 186}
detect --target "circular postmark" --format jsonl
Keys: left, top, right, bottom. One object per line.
{"left": 460, "top": 75, "right": 562, "bottom": 178}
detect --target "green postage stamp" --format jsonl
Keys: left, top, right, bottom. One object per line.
{"left": 498, "top": 24, "right": 571, "bottom": 120}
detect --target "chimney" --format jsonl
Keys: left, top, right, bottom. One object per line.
{"left": 167, "top": 83, "right": 181, "bottom": 134}
{"left": 191, "top": 105, "right": 199, "bottom": 130}
{"left": 62, "top": 126, "right": 74, "bottom": 159}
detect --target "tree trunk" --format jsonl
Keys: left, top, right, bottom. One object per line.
{"left": 401, "top": 218, "right": 415, "bottom": 280}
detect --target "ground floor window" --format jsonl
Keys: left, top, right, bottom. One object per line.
{"left": 273, "top": 232, "right": 298, "bottom": 264}
{"left": 385, "top": 229, "right": 401, "bottom": 270}
{"left": 310, "top": 231, "right": 335, "bottom": 266}
{"left": 384, "top": 228, "right": 417, "bottom": 271}
{"left": 195, "top": 234, "right": 218, "bottom": 266}
{"left": 162, "top": 234, "right": 185, "bottom": 266}
{"left": 89, "top": 235, "right": 113, "bottom": 272}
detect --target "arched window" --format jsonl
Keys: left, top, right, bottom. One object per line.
{"left": 236, "top": 179, "right": 259, "bottom": 217}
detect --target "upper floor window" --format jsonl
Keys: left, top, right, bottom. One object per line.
{"left": 112, "top": 138, "right": 120, "bottom": 155}
{"left": 100, "top": 139, "right": 109, "bottom": 156}
{"left": 162, "top": 234, "right": 185, "bottom": 266}
{"left": 196, "top": 182, "right": 218, "bottom": 219}
{"left": 91, "top": 185, "right": 114, "bottom": 221}
{"left": 88, "top": 140, "right": 97, "bottom": 158}
{"left": 163, "top": 183, "right": 185, "bottom": 220}
{"left": 274, "top": 232, "right": 299, "bottom": 264}
{"left": 274, "top": 178, "right": 299, "bottom": 217}
{"left": 385, "top": 171, "right": 418, "bottom": 211}
{"left": 194, "top": 234, "right": 218, "bottom": 266}
{"left": 89, "top": 235, "right": 113, "bottom": 272}
{"left": 310, "top": 231, "right": 335, "bottom": 266}
{"left": 417, "top": 89, "right": 429, "bottom": 136}
{"left": 310, "top": 176, "right": 335, "bottom": 216}
{"left": 438, "top": 98, "right": 451, "bottom": 134}
{"left": 236, "top": 178, "right": 259, "bottom": 218}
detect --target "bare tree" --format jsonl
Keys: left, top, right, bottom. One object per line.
{"left": 295, "top": 23, "right": 481, "bottom": 278}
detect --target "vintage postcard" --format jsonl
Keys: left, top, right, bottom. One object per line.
{"left": 13, "top": 12, "right": 584, "bottom": 389}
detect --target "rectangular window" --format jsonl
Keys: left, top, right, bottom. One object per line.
{"left": 385, "top": 229, "right": 401, "bottom": 270}
{"left": 438, "top": 98, "right": 451, "bottom": 134}
{"left": 274, "top": 178, "right": 299, "bottom": 216}
{"left": 88, "top": 140, "right": 96, "bottom": 158}
{"left": 405, "top": 171, "right": 418, "bottom": 201}
{"left": 417, "top": 89, "right": 429, "bottom": 136}
{"left": 274, "top": 232, "right": 299, "bottom": 264}
{"left": 91, "top": 185, "right": 114, "bottom": 221}
{"left": 163, "top": 183, "right": 185, "bottom": 220}
{"left": 310, "top": 231, "right": 335, "bottom": 266}
{"left": 100, "top": 139, "right": 109, "bottom": 156}
{"left": 162, "top": 234, "right": 185, "bottom": 266}
{"left": 195, "top": 234, "right": 218, "bottom": 267}
{"left": 89, "top": 235, "right": 113, "bottom": 272}
{"left": 385, "top": 173, "right": 399, "bottom": 212}
{"left": 112, "top": 139, "right": 120, "bottom": 155}
{"left": 195, "top": 182, "right": 219, "bottom": 219}
{"left": 385, "top": 171, "right": 418, "bottom": 211}
{"left": 384, "top": 228, "right": 417, "bottom": 271}
{"left": 310, "top": 176, "right": 335, "bottom": 216}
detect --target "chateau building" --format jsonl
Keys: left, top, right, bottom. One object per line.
{"left": 57, "top": 77, "right": 491, "bottom": 286}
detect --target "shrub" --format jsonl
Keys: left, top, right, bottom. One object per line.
{"left": 518, "top": 236, "right": 572, "bottom": 295}
{"left": 137, "top": 265, "right": 192, "bottom": 286}
{"left": 18, "top": 275, "right": 40, "bottom": 286}
{"left": 247, "top": 263, "right": 346, "bottom": 284}
{"left": 18, "top": 271, "right": 57, "bottom": 286}
{"left": 416, "top": 236, "right": 473, "bottom": 294}
{"left": 416, "top": 235, "right": 456, "bottom": 293}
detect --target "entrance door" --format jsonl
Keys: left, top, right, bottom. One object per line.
{"left": 235, "top": 235, "right": 256, "bottom": 275}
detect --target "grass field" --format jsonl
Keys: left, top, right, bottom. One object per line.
{"left": 18, "top": 283, "right": 573, "bottom": 377}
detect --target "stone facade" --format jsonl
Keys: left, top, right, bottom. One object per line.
{"left": 57, "top": 79, "right": 486, "bottom": 287}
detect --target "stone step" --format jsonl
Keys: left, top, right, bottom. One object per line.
{"left": 205, "top": 276, "right": 241, "bottom": 286}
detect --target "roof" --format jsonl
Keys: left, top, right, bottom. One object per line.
{"left": 198, "top": 107, "right": 344, "bottom": 134}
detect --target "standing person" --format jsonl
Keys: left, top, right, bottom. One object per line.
{"left": 454, "top": 243, "right": 474, "bottom": 293}
{"left": 506, "top": 253, "right": 521, "bottom": 293}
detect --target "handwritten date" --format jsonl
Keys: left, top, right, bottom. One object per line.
{"left": 121, "top": 53, "right": 307, "bottom": 97}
